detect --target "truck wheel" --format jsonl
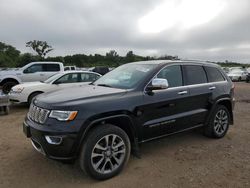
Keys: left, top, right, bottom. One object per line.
{"left": 204, "top": 105, "right": 230, "bottom": 138}
{"left": 238, "top": 77, "right": 241, "bottom": 82}
{"left": 79, "top": 124, "right": 131, "bottom": 180}
{"left": 28, "top": 92, "right": 43, "bottom": 105}
{"left": 2, "top": 81, "right": 17, "bottom": 94}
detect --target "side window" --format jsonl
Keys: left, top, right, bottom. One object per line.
{"left": 54, "top": 73, "right": 79, "bottom": 84}
{"left": 80, "top": 73, "right": 100, "bottom": 82}
{"left": 204, "top": 66, "right": 225, "bottom": 82}
{"left": 183, "top": 65, "right": 207, "bottom": 85}
{"left": 157, "top": 65, "right": 183, "bottom": 88}
{"left": 44, "top": 64, "right": 60, "bottom": 72}
{"left": 23, "top": 64, "right": 43, "bottom": 74}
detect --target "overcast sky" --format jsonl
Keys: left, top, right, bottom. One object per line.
{"left": 1, "top": 0, "right": 250, "bottom": 63}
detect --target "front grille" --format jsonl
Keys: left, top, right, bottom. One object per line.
{"left": 28, "top": 104, "right": 50, "bottom": 124}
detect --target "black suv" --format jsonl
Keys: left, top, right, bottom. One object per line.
{"left": 23, "top": 60, "right": 235, "bottom": 180}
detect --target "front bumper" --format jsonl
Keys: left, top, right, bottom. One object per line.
{"left": 23, "top": 117, "right": 78, "bottom": 160}
{"left": 9, "top": 92, "right": 27, "bottom": 103}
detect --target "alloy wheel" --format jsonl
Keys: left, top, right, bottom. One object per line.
{"left": 214, "top": 109, "right": 228, "bottom": 135}
{"left": 91, "top": 134, "right": 126, "bottom": 174}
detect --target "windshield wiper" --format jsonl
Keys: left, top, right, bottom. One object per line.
{"left": 97, "top": 84, "right": 112, "bottom": 88}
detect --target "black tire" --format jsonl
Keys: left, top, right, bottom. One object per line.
{"left": 79, "top": 124, "right": 131, "bottom": 180}
{"left": 204, "top": 105, "right": 230, "bottom": 138}
{"left": 2, "top": 81, "right": 18, "bottom": 94}
{"left": 238, "top": 77, "right": 241, "bottom": 82}
{"left": 28, "top": 92, "right": 43, "bottom": 105}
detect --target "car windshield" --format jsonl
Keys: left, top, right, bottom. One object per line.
{"left": 44, "top": 73, "right": 64, "bottom": 83}
{"left": 93, "top": 63, "right": 157, "bottom": 89}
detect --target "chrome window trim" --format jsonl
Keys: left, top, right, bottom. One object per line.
{"left": 143, "top": 63, "right": 228, "bottom": 94}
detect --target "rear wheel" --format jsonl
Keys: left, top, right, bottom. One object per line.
{"left": 79, "top": 124, "right": 131, "bottom": 180}
{"left": 238, "top": 77, "right": 241, "bottom": 82}
{"left": 204, "top": 105, "right": 230, "bottom": 138}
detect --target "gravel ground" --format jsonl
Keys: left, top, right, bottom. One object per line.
{"left": 0, "top": 82, "right": 250, "bottom": 188}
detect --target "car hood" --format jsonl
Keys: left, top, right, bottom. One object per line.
{"left": 12, "top": 82, "right": 47, "bottom": 91}
{"left": 0, "top": 70, "right": 21, "bottom": 76}
{"left": 35, "top": 85, "right": 127, "bottom": 107}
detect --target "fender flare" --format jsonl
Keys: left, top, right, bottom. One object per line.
{"left": 0, "top": 75, "right": 21, "bottom": 84}
{"left": 75, "top": 114, "right": 140, "bottom": 156}
{"left": 205, "top": 97, "right": 234, "bottom": 125}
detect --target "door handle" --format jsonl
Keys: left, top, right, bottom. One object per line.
{"left": 40, "top": 73, "right": 45, "bottom": 76}
{"left": 209, "top": 86, "right": 216, "bottom": 90}
{"left": 178, "top": 91, "right": 188, "bottom": 95}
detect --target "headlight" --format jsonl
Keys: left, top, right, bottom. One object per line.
{"left": 12, "top": 86, "right": 24, "bottom": 93}
{"left": 49, "top": 110, "right": 78, "bottom": 121}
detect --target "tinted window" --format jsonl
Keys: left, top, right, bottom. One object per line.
{"left": 23, "top": 64, "right": 43, "bottom": 73}
{"left": 205, "top": 66, "right": 225, "bottom": 82}
{"left": 80, "top": 73, "right": 100, "bottom": 82}
{"left": 184, "top": 65, "right": 207, "bottom": 85}
{"left": 55, "top": 73, "right": 79, "bottom": 84}
{"left": 44, "top": 64, "right": 60, "bottom": 72}
{"left": 157, "top": 65, "right": 183, "bottom": 87}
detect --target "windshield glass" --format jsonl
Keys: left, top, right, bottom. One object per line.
{"left": 93, "top": 63, "right": 157, "bottom": 89}
{"left": 44, "top": 73, "right": 64, "bottom": 83}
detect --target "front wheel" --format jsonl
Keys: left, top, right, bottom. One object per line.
{"left": 204, "top": 105, "right": 230, "bottom": 138}
{"left": 2, "top": 81, "right": 18, "bottom": 94}
{"left": 79, "top": 124, "right": 131, "bottom": 180}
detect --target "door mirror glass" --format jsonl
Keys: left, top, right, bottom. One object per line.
{"left": 148, "top": 78, "right": 169, "bottom": 90}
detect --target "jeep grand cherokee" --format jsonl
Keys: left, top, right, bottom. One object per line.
{"left": 23, "top": 60, "right": 234, "bottom": 180}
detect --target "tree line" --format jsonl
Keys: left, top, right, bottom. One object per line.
{"left": 0, "top": 41, "right": 249, "bottom": 68}
{"left": 0, "top": 41, "right": 179, "bottom": 68}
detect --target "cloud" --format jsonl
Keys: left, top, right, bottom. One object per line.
{"left": 0, "top": 0, "right": 250, "bottom": 63}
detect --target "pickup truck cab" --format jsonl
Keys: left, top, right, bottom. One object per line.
{"left": 0, "top": 62, "right": 64, "bottom": 93}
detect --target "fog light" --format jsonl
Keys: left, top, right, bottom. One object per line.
{"left": 45, "top": 136, "right": 62, "bottom": 145}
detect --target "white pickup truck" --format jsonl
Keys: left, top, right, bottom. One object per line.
{"left": 0, "top": 62, "right": 64, "bottom": 93}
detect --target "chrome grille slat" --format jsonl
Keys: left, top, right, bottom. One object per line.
{"left": 28, "top": 104, "right": 49, "bottom": 124}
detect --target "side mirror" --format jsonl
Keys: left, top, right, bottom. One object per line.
{"left": 148, "top": 78, "right": 169, "bottom": 91}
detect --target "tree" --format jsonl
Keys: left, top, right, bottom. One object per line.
{"left": 26, "top": 40, "right": 53, "bottom": 58}
{"left": 125, "top": 50, "right": 135, "bottom": 62}
{"left": 0, "top": 42, "right": 20, "bottom": 67}
{"left": 106, "top": 50, "right": 120, "bottom": 65}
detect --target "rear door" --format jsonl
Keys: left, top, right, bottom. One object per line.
{"left": 204, "top": 66, "right": 227, "bottom": 100}
{"left": 182, "top": 65, "right": 212, "bottom": 126}
{"left": 41, "top": 63, "right": 61, "bottom": 81}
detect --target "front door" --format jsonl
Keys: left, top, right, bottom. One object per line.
{"left": 139, "top": 65, "right": 192, "bottom": 140}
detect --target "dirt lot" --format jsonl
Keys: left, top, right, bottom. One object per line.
{"left": 0, "top": 82, "right": 250, "bottom": 188}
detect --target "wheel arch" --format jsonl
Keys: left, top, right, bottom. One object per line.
{"left": 0, "top": 77, "right": 20, "bottom": 86}
{"left": 28, "top": 91, "right": 44, "bottom": 103}
{"left": 207, "top": 98, "right": 234, "bottom": 125}
{"left": 76, "top": 114, "right": 139, "bottom": 156}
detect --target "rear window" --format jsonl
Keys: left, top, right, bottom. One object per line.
{"left": 183, "top": 65, "right": 207, "bottom": 85}
{"left": 43, "top": 64, "right": 60, "bottom": 72}
{"left": 204, "top": 66, "right": 225, "bottom": 82}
